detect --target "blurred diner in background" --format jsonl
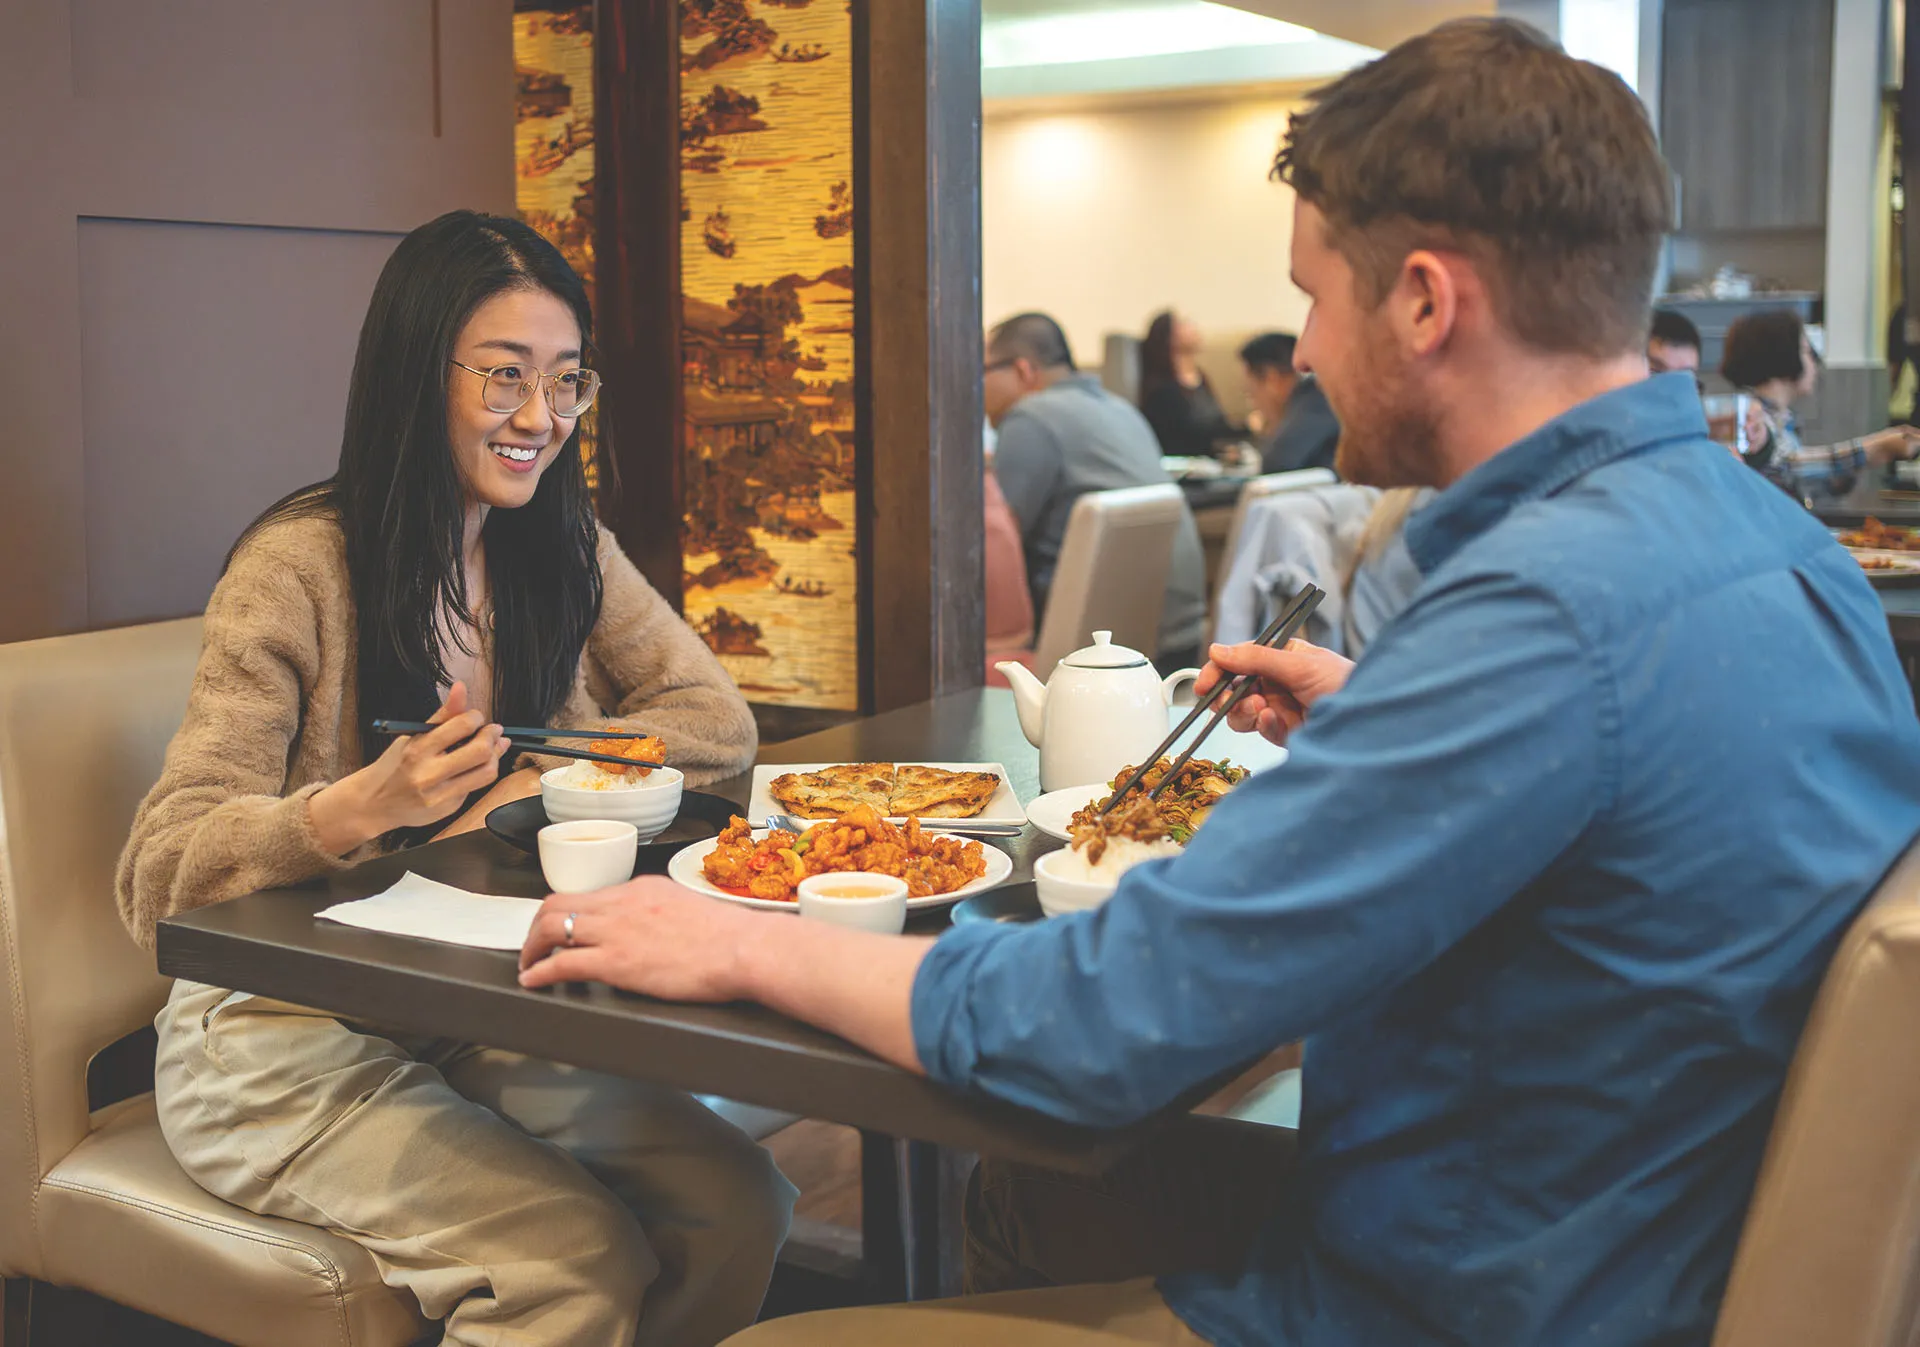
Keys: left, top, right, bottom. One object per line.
{"left": 1721, "top": 307, "right": 1920, "bottom": 497}
{"left": 1137, "top": 309, "right": 1249, "bottom": 463}
{"left": 1239, "top": 331, "right": 1343, "bottom": 475}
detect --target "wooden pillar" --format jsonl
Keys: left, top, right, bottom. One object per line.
{"left": 595, "top": 0, "right": 685, "bottom": 610}
{"left": 857, "top": 0, "right": 985, "bottom": 712}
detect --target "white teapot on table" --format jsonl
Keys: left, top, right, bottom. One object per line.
{"left": 996, "top": 632, "right": 1200, "bottom": 792}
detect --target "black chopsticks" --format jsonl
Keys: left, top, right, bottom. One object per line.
{"left": 513, "top": 743, "right": 668, "bottom": 771}
{"left": 369, "top": 720, "right": 665, "bottom": 772}
{"left": 371, "top": 720, "right": 656, "bottom": 742}
{"left": 1098, "top": 584, "right": 1326, "bottom": 816}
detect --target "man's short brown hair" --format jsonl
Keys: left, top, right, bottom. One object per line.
{"left": 1273, "top": 18, "right": 1672, "bottom": 358}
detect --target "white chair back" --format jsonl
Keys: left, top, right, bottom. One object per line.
{"left": 1033, "top": 483, "right": 1184, "bottom": 675}
{"left": 1210, "top": 469, "right": 1338, "bottom": 644}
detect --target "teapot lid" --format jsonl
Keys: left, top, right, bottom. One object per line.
{"left": 1060, "top": 630, "right": 1149, "bottom": 670}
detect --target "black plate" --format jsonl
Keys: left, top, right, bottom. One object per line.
{"left": 949, "top": 881, "right": 1042, "bottom": 926}
{"left": 485, "top": 792, "right": 742, "bottom": 873}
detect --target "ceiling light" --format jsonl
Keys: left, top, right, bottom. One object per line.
{"left": 982, "top": 2, "right": 1315, "bottom": 69}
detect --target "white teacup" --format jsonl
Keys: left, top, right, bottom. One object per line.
{"left": 538, "top": 820, "right": 638, "bottom": 894}
{"left": 795, "top": 872, "right": 908, "bottom": 934}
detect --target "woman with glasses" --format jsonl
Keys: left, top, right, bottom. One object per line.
{"left": 1721, "top": 308, "right": 1920, "bottom": 498}
{"left": 117, "top": 211, "right": 793, "bottom": 1346}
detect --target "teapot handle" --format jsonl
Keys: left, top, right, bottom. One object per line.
{"left": 1161, "top": 667, "right": 1202, "bottom": 708}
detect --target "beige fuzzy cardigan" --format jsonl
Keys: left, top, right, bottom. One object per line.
{"left": 115, "top": 514, "right": 757, "bottom": 950}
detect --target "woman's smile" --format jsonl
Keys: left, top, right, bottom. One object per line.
{"left": 489, "top": 439, "right": 548, "bottom": 472}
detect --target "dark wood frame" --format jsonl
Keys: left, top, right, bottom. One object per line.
{"left": 856, "top": 0, "right": 986, "bottom": 712}
{"left": 595, "top": 0, "right": 686, "bottom": 611}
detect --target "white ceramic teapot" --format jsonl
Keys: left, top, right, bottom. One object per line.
{"left": 997, "top": 632, "right": 1200, "bottom": 792}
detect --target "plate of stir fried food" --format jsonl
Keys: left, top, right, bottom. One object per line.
{"left": 1836, "top": 517, "right": 1920, "bottom": 552}
{"left": 1834, "top": 518, "right": 1920, "bottom": 585}
{"left": 667, "top": 804, "right": 1012, "bottom": 911}
{"left": 1025, "top": 756, "right": 1252, "bottom": 844}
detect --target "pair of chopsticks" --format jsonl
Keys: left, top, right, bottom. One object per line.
{"left": 369, "top": 720, "right": 666, "bottom": 772}
{"left": 1098, "top": 584, "right": 1326, "bottom": 817}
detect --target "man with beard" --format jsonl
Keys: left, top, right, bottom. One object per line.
{"left": 518, "top": 18, "right": 1920, "bottom": 1347}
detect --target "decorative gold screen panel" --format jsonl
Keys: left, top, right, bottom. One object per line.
{"left": 678, "top": 0, "right": 858, "bottom": 710}
{"left": 513, "top": 3, "right": 598, "bottom": 482}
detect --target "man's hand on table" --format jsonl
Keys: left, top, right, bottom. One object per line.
{"left": 1194, "top": 638, "right": 1353, "bottom": 745}
{"left": 520, "top": 876, "right": 759, "bottom": 1000}
{"left": 519, "top": 876, "right": 933, "bottom": 1073}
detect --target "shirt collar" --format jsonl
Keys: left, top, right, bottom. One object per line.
{"left": 1403, "top": 372, "right": 1707, "bottom": 574}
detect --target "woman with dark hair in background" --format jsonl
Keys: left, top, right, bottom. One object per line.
{"left": 118, "top": 210, "right": 793, "bottom": 1346}
{"left": 1722, "top": 308, "right": 1918, "bottom": 497}
{"left": 1138, "top": 309, "right": 1245, "bottom": 459}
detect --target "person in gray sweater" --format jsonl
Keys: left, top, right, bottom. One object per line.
{"left": 983, "top": 312, "right": 1208, "bottom": 666}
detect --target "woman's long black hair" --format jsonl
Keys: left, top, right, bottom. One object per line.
{"left": 232, "top": 210, "right": 604, "bottom": 761}
{"left": 1138, "top": 310, "right": 1180, "bottom": 399}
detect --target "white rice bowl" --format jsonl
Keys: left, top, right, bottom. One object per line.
{"left": 540, "top": 764, "right": 684, "bottom": 839}
{"left": 1033, "top": 835, "right": 1182, "bottom": 918}
{"left": 553, "top": 759, "right": 674, "bottom": 791}
{"left": 1052, "top": 836, "right": 1182, "bottom": 884}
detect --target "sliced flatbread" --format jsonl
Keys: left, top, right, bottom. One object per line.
{"left": 769, "top": 762, "right": 896, "bottom": 817}
{"left": 889, "top": 765, "right": 1001, "bottom": 818}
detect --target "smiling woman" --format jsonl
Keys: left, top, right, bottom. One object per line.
{"left": 447, "top": 294, "right": 601, "bottom": 503}
{"left": 113, "top": 209, "right": 791, "bottom": 1343}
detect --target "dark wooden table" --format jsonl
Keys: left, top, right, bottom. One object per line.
{"left": 1808, "top": 477, "right": 1920, "bottom": 529}
{"left": 1878, "top": 587, "right": 1920, "bottom": 644}
{"left": 155, "top": 691, "right": 1220, "bottom": 1301}
{"left": 1179, "top": 473, "right": 1249, "bottom": 515}
{"left": 1805, "top": 483, "right": 1920, "bottom": 702}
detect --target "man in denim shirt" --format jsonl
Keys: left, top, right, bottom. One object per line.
{"left": 522, "top": 19, "right": 1920, "bottom": 1347}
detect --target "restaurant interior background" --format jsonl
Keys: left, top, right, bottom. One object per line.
{"left": 0, "top": 0, "right": 1902, "bottom": 730}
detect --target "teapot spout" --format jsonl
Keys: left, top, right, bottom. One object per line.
{"left": 995, "top": 659, "right": 1047, "bottom": 746}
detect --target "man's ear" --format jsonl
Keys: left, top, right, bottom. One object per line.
{"left": 1393, "top": 249, "right": 1461, "bottom": 359}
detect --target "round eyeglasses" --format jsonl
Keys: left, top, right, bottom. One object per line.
{"left": 451, "top": 360, "right": 601, "bottom": 417}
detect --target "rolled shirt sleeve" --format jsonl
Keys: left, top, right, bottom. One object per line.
{"left": 912, "top": 572, "right": 1615, "bottom": 1128}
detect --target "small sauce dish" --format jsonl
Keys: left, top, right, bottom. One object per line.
{"left": 538, "top": 819, "right": 639, "bottom": 894}
{"left": 795, "top": 872, "right": 908, "bottom": 934}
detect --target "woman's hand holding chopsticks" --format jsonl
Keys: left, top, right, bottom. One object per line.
{"left": 309, "top": 681, "right": 510, "bottom": 855}
{"left": 1194, "top": 639, "right": 1354, "bottom": 746}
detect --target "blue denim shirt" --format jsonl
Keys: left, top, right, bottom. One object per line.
{"left": 914, "top": 374, "right": 1920, "bottom": 1347}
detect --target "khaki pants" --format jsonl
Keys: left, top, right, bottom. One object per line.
{"left": 156, "top": 981, "right": 798, "bottom": 1347}
{"left": 727, "top": 1114, "right": 1296, "bottom": 1345}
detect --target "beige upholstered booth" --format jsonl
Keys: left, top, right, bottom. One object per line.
{"left": 0, "top": 619, "right": 426, "bottom": 1346}
{"left": 1712, "top": 835, "right": 1920, "bottom": 1347}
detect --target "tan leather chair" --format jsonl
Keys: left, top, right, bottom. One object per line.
{"left": 1031, "top": 483, "right": 1186, "bottom": 676}
{"left": 1712, "top": 836, "right": 1920, "bottom": 1347}
{"left": 0, "top": 619, "right": 426, "bottom": 1346}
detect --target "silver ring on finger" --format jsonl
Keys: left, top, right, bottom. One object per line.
{"left": 563, "top": 912, "right": 578, "bottom": 947}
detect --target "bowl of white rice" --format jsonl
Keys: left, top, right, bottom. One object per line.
{"left": 1032, "top": 835, "right": 1181, "bottom": 918}
{"left": 540, "top": 763, "right": 684, "bottom": 841}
